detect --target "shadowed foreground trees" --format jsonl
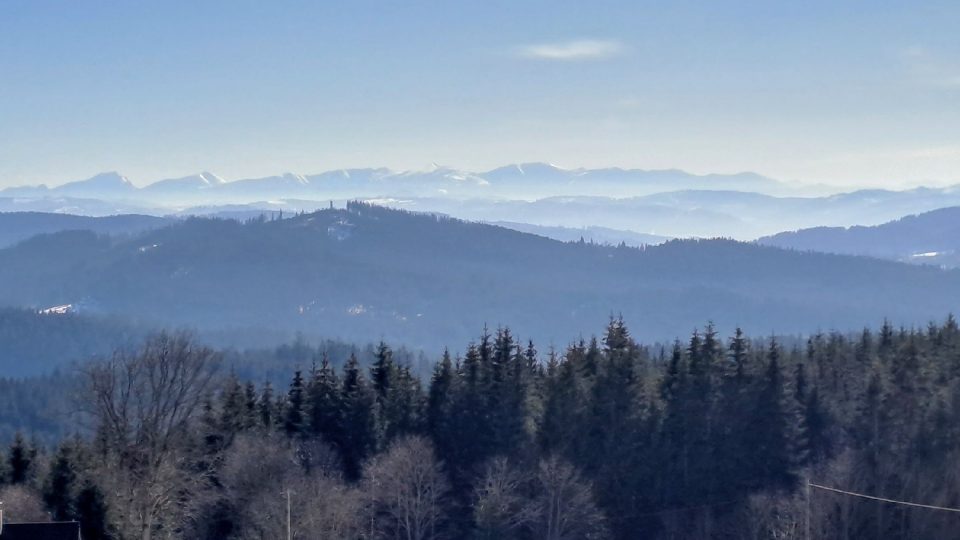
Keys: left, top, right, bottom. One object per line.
{"left": 82, "top": 332, "right": 221, "bottom": 540}
{"left": 2, "top": 317, "right": 960, "bottom": 539}
{"left": 364, "top": 436, "right": 449, "bottom": 540}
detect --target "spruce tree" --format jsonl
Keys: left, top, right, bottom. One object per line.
{"left": 427, "top": 350, "right": 454, "bottom": 426}
{"left": 370, "top": 341, "right": 422, "bottom": 447}
{"left": 284, "top": 370, "right": 307, "bottom": 437}
{"left": 748, "top": 339, "right": 796, "bottom": 489}
{"left": 583, "top": 337, "right": 602, "bottom": 380}
{"left": 44, "top": 439, "right": 81, "bottom": 520}
{"left": 802, "top": 386, "right": 833, "bottom": 464}
{"left": 8, "top": 431, "right": 33, "bottom": 484}
{"left": 339, "top": 353, "right": 376, "bottom": 479}
{"left": 729, "top": 327, "right": 750, "bottom": 381}
{"left": 487, "top": 328, "right": 529, "bottom": 457}
{"left": 383, "top": 363, "right": 421, "bottom": 443}
{"left": 76, "top": 480, "right": 110, "bottom": 540}
{"left": 258, "top": 381, "right": 275, "bottom": 430}
{"left": 371, "top": 341, "right": 395, "bottom": 401}
{"left": 539, "top": 351, "right": 583, "bottom": 455}
{"left": 659, "top": 340, "right": 690, "bottom": 505}
{"left": 307, "top": 355, "right": 342, "bottom": 443}
{"left": 243, "top": 382, "right": 259, "bottom": 430}
{"left": 450, "top": 342, "right": 491, "bottom": 475}
{"left": 200, "top": 395, "right": 226, "bottom": 456}
{"left": 715, "top": 328, "right": 754, "bottom": 497}
{"left": 220, "top": 372, "right": 247, "bottom": 435}
{"left": 587, "top": 320, "right": 649, "bottom": 522}
{"left": 426, "top": 349, "right": 456, "bottom": 458}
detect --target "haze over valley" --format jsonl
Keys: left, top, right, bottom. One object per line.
{"left": 6, "top": 165, "right": 960, "bottom": 240}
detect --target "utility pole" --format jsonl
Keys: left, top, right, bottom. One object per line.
{"left": 286, "top": 488, "right": 292, "bottom": 540}
{"left": 806, "top": 480, "right": 811, "bottom": 540}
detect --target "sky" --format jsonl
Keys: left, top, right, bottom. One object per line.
{"left": 1, "top": 0, "right": 958, "bottom": 189}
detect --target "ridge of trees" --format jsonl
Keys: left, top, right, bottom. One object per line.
{"left": 2, "top": 316, "right": 960, "bottom": 538}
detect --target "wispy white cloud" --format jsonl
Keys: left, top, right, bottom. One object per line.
{"left": 517, "top": 39, "right": 623, "bottom": 61}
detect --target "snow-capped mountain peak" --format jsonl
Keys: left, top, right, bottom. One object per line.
{"left": 52, "top": 172, "right": 137, "bottom": 196}
{"left": 144, "top": 172, "right": 227, "bottom": 192}
{"left": 280, "top": 172, "right": 309, "bottom": 185}
{"left": 197, "top": 172, "right": 226, "bottom": 186}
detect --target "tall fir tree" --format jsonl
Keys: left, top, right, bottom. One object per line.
{"left": 369, "top": 341, "right": 422, "bottom": 448}
{"left": 258, "top": 381, "right": 275, "bottom": 430}
{"left": 426, "top": 349, "right": 457, "bottom": 460}
{"left": 307, "top": 355, "right": 342, "bottom": 443}
{"left": 747, "top": 339, "right": 796, "bottom": 490}
{"left": 487, "top": 328, "right": 530, "bottom": 458}
{"left": 242, "top": 381, "right": 259, "bottom": 430}
{"left": 44, "top": 439, "right": 81, "bottom": 521}
{"left": 283, "top": 370, "right": 307, "bottom": 437}
{"left": 220, "top": 372, "right": 247, "bottom": 436}
{"left": 370, "top": 340, "right": 395, "bottom": 401}
{"left": 76, "top": 480, "right": 110, "bottom": 540}
{"left": 7, "top": 431, "right": 34, "bottom": 484}
{"left": 540, "top": 349, "right": 584, "bottom": 456}
{"left": 339, "top": 353, "right": 377, "bottom": 479}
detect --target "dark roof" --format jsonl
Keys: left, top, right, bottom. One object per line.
{"left": 1, "top": 521, "right": 80, "bottom": 540}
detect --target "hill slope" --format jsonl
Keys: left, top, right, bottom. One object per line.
{"left": 759, "top": 207, "right": 960, "bottom": 267}
{"left": 488, "top": 222, "right": 670, "bottom": 246}
{"left": 0, "top": 212, "right": 172, "bottom": 248}
{"left": 0, "top": 203, "right": 957, "bottom": 349}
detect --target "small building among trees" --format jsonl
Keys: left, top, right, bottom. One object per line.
{"left": 0, "top": 521, "right": 82, "bottom": 540}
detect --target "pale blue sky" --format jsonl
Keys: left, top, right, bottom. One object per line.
{"left": 1, "top": 0, "right": 958, "bottom": 188}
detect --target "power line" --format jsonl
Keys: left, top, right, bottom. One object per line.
{"left": 809, "top": 482, "right": 960, "bottom": 513}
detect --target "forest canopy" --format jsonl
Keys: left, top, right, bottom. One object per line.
{"left": 2, "top": 316, "right": 959, "bottom": 539}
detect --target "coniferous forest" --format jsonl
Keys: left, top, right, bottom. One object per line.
{"left": 2, "top": 317, "right": 960, "bottom": 539}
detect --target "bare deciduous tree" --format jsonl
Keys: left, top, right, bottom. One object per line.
{"left": 81, "top": 332, "right": 220, "bottom": 540}
{"left": 473, "top": 457, "right": 533, "bottom": 539}
{"left": 531, "top": 456, "right": 606, "bottom": 540}
{"left": 364, "top": 436, "right": 449, "bottom": 540}
{"left": 0, "top": 485, "right": 49, "bottom": 523}
{"left": 219, "top": 433, "right": 364, "bottom": 540}
{"left": 736, "top": 491, "right": 804, "bottom": 540}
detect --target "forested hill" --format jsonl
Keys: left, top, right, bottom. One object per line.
{"left": 0, "top": 211, "right": 170, "bottom": 248}
{"left": 0, "top": 202, "right": 958, "bottom": 349}
{"left": 759, "top": 206, "right": 960, "bottom": 268}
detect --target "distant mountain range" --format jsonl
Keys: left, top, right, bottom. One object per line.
{"left": 0, "top": 164, "right": 793, "bottom": 203}
{"left": 1, "top": 203, "right": 957, "bottom": 350}
{"left": 759, "top": 207, "right": 960, "bottom": 268}
{"left": 5, "top": 165, "right": 960, "bottom": 239}
{"left": 369, "top": 190, "right": 960, "bottom": 239}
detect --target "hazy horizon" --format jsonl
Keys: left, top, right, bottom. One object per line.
{"left": 1, "top": 161, "right": 957, "bottom": 194}
{"left": 0, "top": 162, "right": 809, "bottom": 191}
